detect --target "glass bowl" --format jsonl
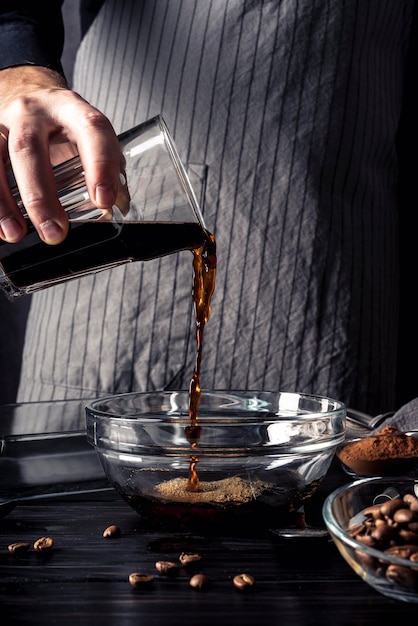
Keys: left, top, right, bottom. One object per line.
{"left": 323, "top": 477, "right": 418, "bottom": 603}
{"left": 86, "top": 390, "right": 345, "bottom": 533}
{"left": 336, "top": 430, "right": 418, "bottom": 478}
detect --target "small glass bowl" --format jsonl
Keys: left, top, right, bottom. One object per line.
{"left": 336, "top": 431, "right": 418, "bottom": 478}
{"left": 323, "top": 477, "right": 418, "bottom": 603}
{"left": 86, "top": 389, "right": 346, "bottom": 533}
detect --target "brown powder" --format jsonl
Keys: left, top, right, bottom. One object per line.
{"left": 154, "top": 476, "right": 272, "bottom": 505}
{"left": 338, "top": 426, "right": 418, "bottom": 476}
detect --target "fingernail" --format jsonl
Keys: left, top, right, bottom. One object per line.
{"left": 39, "top": 219, "right": 65, "bottom": 244}
{"left": 0, "top": 216, "right": 24, "bottom": 242}
{"left": 95, "top": 183, "right": 115, "bottom": 207}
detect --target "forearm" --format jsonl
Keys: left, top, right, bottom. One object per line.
{"left": 0, "top": 2, "right": 65, "bottom": 75}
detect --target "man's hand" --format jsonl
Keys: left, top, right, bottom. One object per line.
{"left": 0, "top": 65, "right": 120, "bottom": 244}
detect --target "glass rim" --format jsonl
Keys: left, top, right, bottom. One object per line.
{"left": 85, "top": 388, "right": 347, "bottom": 422}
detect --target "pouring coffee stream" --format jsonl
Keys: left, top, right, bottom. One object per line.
{"left": 186, "top": 232, "right": 217, "bottom": 491}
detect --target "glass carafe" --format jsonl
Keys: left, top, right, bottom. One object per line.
{"left": 0, "top": 115, "right": 207, "bottom": 299}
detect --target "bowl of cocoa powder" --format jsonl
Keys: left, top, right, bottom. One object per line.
{"left": 336, "top": 426, "right": 418, "bottom": 477}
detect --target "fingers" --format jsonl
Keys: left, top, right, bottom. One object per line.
{"left": 6, "top": 124, "right": 70, "bottom": 244}
{"left": 0, "top": 129, "right": 27, "bottom": 242}
{"left": 0, "top": 71, "right": 121, "bottom": 245}
{"left": 67, "top": 106, "right": 121, "bottom": 211}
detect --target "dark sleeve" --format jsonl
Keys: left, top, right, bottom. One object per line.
{"left": 0, "top": 2, "right": 65, "bottom": 75}
{"left": 80, "top": 0, "right": 105, "bottom": 37}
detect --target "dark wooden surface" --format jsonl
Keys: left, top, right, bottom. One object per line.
{"left": 1, "top": 462, "right": 417, "bottom": 625}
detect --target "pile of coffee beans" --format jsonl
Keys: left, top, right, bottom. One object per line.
{"left": 349, "top": 490, "right": 418, "bottom": 590}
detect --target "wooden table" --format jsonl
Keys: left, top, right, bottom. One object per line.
{"left": 1, "top": 460, "right": 417, "bottom": 625}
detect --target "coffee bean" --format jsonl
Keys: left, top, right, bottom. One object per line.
{"left": 179, "top": 552, "right": 201, "bottom": 566}
{"left": 362, "top": 505, "right": 383, "bottom": 520}
{"left": 103, "top": 525, "right": 121, "bottom": 538}
{"left": 403, "top": 494, "right": 418, "bottom": 506}
{"left": 355, "top": 534, "right": 377, "bottom": 547}
{"left": 386, "top": 564, "right": 417, "bottom": 590}
{"left": 393, "top": 508, "right": 414, "bottom": 524}
{"left": 354, "top": 548, "right": 376, "bottom": 568}
{"left": 399, "top": 529, "right": 418, "bottom": 543}
{"left": 189, "top": 573, "right": 210, "bottom": 590}
{"left": 385, "top": 544, "right": 418, "bottom": 559}
{"left": 379, "top": 498, "right": 403, "bottom": 517}
{"left": 33, "top": 537, "right": 54, "bottom": 552}
{"left": 371, "top": 519, "right": 394, "bottom": 541}
{"left": 8, "top": 542, "right": 30, "bottom": 555}
{"left": 410, "top": 499, "right": 418, "bottom": 513}
{"left": 233, "top": 573, "right": 255, "bottom": 590}
{"left": 155, "top": 560, "right": 179, "bottom": 575}
{"left": 129, "top": 572, "right": 154, "bottom": 587}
